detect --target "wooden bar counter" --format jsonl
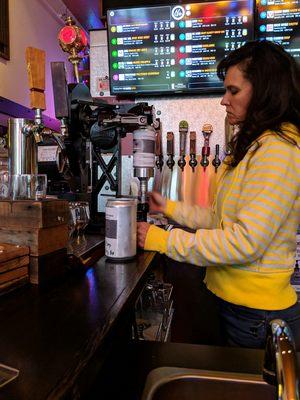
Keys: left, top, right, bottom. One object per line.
{"left": 0, "top": 250, "right": 157, "bottom": 399}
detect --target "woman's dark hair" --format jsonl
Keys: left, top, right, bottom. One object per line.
{"left": 217, "top": 40, "right": 300, "bottom": 167}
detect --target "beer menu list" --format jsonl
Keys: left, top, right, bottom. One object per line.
{"left": 257, "top": 0, "right": 300, "bottom": 60}
{"left": 107, "top": 1, "right": 254, "bottom": 95}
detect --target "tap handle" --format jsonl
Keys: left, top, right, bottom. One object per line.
{"left": 202, "top": 123, "right": 213, "bottom": 139}
{"left": 26, "top": 47, "right": 46, "bottom": 111}
{"left": 179, "top": 120, "right": 188, "bottom": 157}
{"left": 155, "top": 127, "right": 164, "bottom": 171}
{"left": 51, "top": 62, "right": 69, "bottom": 119}
{"left": 212, "top": 144, "right": 221, "bottom": 172}
{"left": 190, "top": 131, "right": 196, "bottom": 155}
{"left": 167, "top": 132, "right": 174, "bottom": 156}
{"left": 155, "top": 127, "right": 163, "bottom": 157}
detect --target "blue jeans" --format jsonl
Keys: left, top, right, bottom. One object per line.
{"left": 217, "top": 298, "right": 300, "bottom": 350}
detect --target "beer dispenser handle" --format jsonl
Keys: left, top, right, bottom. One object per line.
{"left": 200, "top": 123, "right": 213, "bottom": 171}
{"left": 178, "top": 120, "right": 188, "bottom": 171}
{"left": 26, "top": 47, "right": 46, "bottom": 112}
{"left": 50, "top": 62, "right": 69, "bottom": 137}
{"left": 155, "top": 120, "right": 164, "bottom": 171}
{"left": 189, "top": 131, "right": 197, "bottom": 172}
{"left": 25, "top": 47, "right": 46, "bottom": 142}
{"left": 166, "top": 132, "right": 175, "bottom": 170}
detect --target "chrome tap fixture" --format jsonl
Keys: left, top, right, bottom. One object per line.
{"left": 263, "top": 319, "right": 299, "bottom": 400}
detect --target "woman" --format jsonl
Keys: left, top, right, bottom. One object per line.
{"left": 137, "top": 40, "right": 300, "bottom": 349}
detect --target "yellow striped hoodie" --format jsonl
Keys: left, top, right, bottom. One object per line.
{"left": 145, "top": 123, "right": 300, "bottom": 310}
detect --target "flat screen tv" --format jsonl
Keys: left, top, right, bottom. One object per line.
{"left": 107, "top": 1, "right": 254, "bottom": 96}
{"left": 256, "top": 0, "right": 300, "bottom": 62}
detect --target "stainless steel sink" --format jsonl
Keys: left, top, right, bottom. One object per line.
{"left": 142, "top": 367, "right": 276, "bottom": 400}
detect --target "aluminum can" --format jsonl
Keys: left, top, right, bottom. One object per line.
{"left": 105, "top": 198, "right": 137, "bottom": 260}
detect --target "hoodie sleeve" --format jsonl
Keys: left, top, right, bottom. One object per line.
{"left": 164, "top": 199, "right": 216, "bottom": 230}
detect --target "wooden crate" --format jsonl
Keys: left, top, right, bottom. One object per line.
{"left": 0, "top": 243, "right": 30, "bottom": 295}
{"left": 0, "top": 243, "right": 29, "bottom": 263}
{"left": 0, "top": 225, "right": 68, "bottom": 256}
{"left": 0, "top": 199, "right": 69, "bottom": 229}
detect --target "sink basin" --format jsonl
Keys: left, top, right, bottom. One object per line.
{"left": 142, "top": 367, "right": 276, "bottom": 400}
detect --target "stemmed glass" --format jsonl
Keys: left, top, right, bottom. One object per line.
{"left": 68, "top": 203, "right": 77, "bottom": 238}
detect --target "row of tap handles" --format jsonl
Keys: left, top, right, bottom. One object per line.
{"left": 155, "top": 121, "right": 221, "bottom": 173}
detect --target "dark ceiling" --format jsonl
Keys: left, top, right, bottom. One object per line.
{"left": 61, "top": 0, "right": 172, "bottom": 31}
{"left": 61, "top": 0, "right": 104, "bottom": 31}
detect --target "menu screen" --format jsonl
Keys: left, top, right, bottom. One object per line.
{"left": 256, "top": 0, "right": 300, "bottom": 61}
{"left": 107, "top": 1, "right": 254, "bottom": 95}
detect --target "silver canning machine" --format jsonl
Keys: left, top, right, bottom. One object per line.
{"left": 36, "top": 17, "right": 159, "bottom": 227}
{"left": 47, "top": 71, "right": 159, "bottom": 225}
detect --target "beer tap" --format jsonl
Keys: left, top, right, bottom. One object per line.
{"left": 166, "top": 132, "right": 175, "bottom": 170}
{"left": 50, "top": 62, "right": 70, "bottom": 138}
{"left": 212, "top": 144, "right": 221, "bottom": 172}
{"left": 155, "top": 121, "right": 164, "bottom": 171}
{"left": 8, "top": 46, "right": 49, "bottom": 178}
{"left": 178, "top": 120, "right": 188, "bottom": 171}
{"left": 24, "top": 47, "right": 46, "bottom": 145}
{"left": 189, "top": 131, "right": 197, "bottom": 172}
{"left": 200, "top": 123, "right": 213, "bottom": 171}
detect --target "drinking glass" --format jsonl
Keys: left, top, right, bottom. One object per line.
{"left": 68, "top": 203, "right": 77, "bottom": 238}
{"left": 11, "top": 174, "right": 47, "bottom": 200}
{"left": 0, "top": 172, "right": 10, "bottom": 199}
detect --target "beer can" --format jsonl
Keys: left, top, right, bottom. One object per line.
{"left": 105, "top": 198, "right": 137, "bottom": 260}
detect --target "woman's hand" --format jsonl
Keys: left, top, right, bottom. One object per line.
{"left": 137, "top": 222, "right": 151, "bottom": 248}
{"left": 148, "top": 191, "right": 167, "bottom": 213}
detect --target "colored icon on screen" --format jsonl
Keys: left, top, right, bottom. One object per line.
{"left": 113, "top": 74, "right": 119, "bottom": 81}
{"left": 111, "top": 38, "right": 117, "bottom": 45}
{"left": 112, "top": 62, "right": 118, "bottom": 70}
{"left": 259, "top": 25, "right": 266, "bottom": 32}
{"left": 179, "top": 46, "right": 186, "bottom": 53}
{"left": 112, "top": 50, "right": 118, "bottom": 57}
{"left": 180, "top": 59, "right": 186, "bottom": 65}
{"left": 260, "top": 0, "right": 267, "bottom": 5}
{"left": 111, "top": 26, "right": 117, "bottom": 33}
{"left": 179, "top": 71, "right": 185, "bottom": 77}
{"left": 260, "top": 11, "right": 267, "bottom": 19}
{"left": 179, "top": 21, "right": 185, "bottom": 28}
{"left": 179, "top": 33, "right": 186, "bottom": 40}
{"left": 172, "top": 6, "right": 185, "bottom": 20}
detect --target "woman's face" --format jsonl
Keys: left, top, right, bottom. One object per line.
{"left": 220, "top": 64, "right": 253, "bottom": 126}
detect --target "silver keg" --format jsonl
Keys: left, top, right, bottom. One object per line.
{"left": 105, "top": 198, "right": 137, "bottom": 260}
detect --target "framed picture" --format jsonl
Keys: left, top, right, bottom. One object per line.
{"left": 0, "top": 0, "right": 9, "bottom": 60}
